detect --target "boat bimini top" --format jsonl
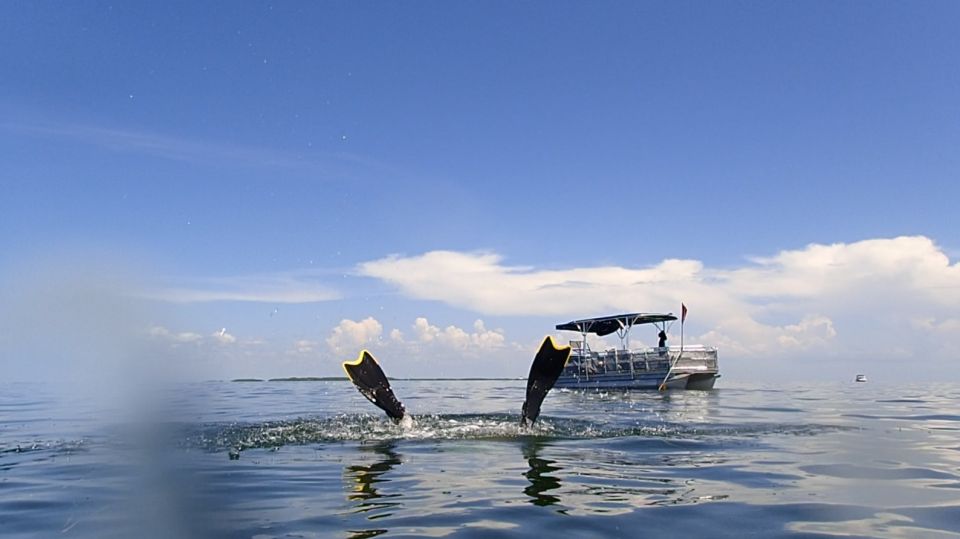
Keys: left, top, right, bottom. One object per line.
{"left": 555, "top": 312, "right": 678, "bottom": 352}
{"left": 555, "top": 313, "right": 677, "bottom": 336}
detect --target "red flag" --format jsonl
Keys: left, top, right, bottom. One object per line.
{"left": 681, "top": 303, "right": 688, "bottom": 323}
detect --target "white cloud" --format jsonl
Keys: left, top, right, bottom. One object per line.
{"left": 472, "top": 320, "right": 508, "bottom": 349}
{"left": 143, "top": 324, "right": 287, "bottom": 381}
{"left": 725, "top": 236, "right": 960, "bottom": 305}
{"left": 412, "top": 317, "right": 439, "bottom": 342}
{"left": 325, "top": 317, "right": 383, "bottom": 352}
{"left": 150, "top": 325, "right": 244, "bottom": 346}
{"left": 325, "top": 316, "right": 510, "bottom": 359}
{"left": 86, "top": 236, "right": 959, "bottom": 380}
{"left": 913, "top": 317, "right": 960, "bottom": 333}
{"left": 287, "top": 339, "right": 319, "bottom": 355}
{"left": 697, "top": 314, "right": 836, "bottom": 356}
{"left": 359, "top": 250, "right": 705, "bottom": 317}
{"left": 358, "top": 236, "right": 960, "bottom": 359}
{"left": 408, "top": 317, "right": 506, "bottom": 351}
{"left": 211, "top": 328, "right": 237, "bottom": 345}
{"left": 148, "top": 325, "right": 203, "bottom": 344}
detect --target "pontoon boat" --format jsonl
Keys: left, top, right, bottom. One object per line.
{"left": 554, "top": 313, "right": 720, "bottom": 390}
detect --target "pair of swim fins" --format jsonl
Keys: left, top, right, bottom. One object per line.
{"left": 342, "top": 336, "right": 571, "bottom": 426}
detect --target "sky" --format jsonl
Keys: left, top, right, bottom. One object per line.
{"left": 1, "top": 1, "right": 958, "bottom": 383}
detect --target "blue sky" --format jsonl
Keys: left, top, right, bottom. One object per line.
{"left": 2, "top": 2, "right": 958, "bottom": 382}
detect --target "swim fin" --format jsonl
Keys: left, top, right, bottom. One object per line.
{"left": 521, "top": 336, "right": 572, "bottom": 427}
{"left": 343, "top": 350, "right": 406, "bottom": 422}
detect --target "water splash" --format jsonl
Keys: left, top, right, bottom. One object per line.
{"left": 181, "top": 413, "right": 849, "bottom": 452}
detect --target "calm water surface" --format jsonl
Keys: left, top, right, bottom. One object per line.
{"left": 2, "top": 380, "right": 959, "bottom": 538}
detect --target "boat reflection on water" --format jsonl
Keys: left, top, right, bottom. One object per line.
{"left": 519, "top": 389, "right": 729, "bottom": 514}
{"left": 522, "top": 439, "right": 563, "bottom": 507}
{"left": 333, "top": 389, "right": 727, "bottom": 534}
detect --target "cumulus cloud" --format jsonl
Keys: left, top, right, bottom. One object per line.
{"left": 358, "top": 236, "right": 960, "bottom": 359}
{"left": 408, "top": 317, "right": 506, "bottom": 350}
{"left": 325, "top": 317, "right": 383, "bottom": 352}
{"left": 211, "top": 328, "right": 237, "bottom": 345}
{"left": 724, "top": 236, "right": 960, "bottom": 307}
{"left": 697, "top": 315, "right": 836, "bottom": 356}
{"left": 327, "top": 316, "right": 510, "bottom": 359}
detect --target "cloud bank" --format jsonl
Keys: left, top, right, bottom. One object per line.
{"left": 324, "top": 316, "right": 511, "bottom": 356}
{"left": 144, "top": 316, "right": 517, "bottom": 379}
{"left": 359, "top": 236, "right": 960, "bottom": 360}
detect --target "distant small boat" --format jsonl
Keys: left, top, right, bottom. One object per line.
{"left": 855, "top": 374, "right": 867, "bottom": 383}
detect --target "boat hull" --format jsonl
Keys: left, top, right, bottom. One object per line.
{"left": 555, "top": 372, "right": 719, "bottom": 390}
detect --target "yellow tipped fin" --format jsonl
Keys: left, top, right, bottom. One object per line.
{"left": 342, "top": 350, "right": 406, "bottom": 422}
{"left": 521, "top": 336, "right": 572, "bottom": 426}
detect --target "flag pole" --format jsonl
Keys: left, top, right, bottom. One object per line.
{"left": 659, "top": 303, "right": 686, "bottom": 391}
{"left": 681, "top": 306, "right": 684, "bottom": 355}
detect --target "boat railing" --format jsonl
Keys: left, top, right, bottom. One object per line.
{"left": 565, "top": 345, "right": 718, "bottom": 378}
{"left": 570, "top": 345, "right": 716, "bottom": 357}
{"left": 568, "top": 342, "right": 715, "bottom": 354}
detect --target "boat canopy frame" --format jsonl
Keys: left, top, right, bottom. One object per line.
{"left": 556, "top": 312, "right": 677, "bottom": 351}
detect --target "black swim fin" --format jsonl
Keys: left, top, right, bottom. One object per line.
{"left": 521, "top": 336, "right": 572, "bottom": 427}
{"left": 343, "top": 350, "right": 406, "bottom": 422}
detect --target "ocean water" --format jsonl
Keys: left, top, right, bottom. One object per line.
{"left": 2, "top": 379, "right": 959, "bottom": 538}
